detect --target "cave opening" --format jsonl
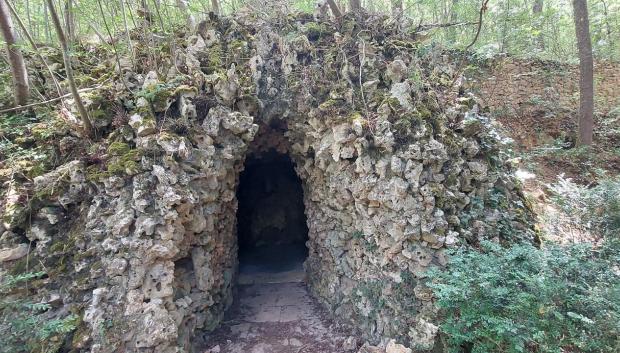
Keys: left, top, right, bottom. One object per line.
{"left": 235, "top": 149, "right": 309, "bottom": 283}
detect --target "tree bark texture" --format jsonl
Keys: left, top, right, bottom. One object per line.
{"left": 0, "top": 0, "right": 29, "bottom": 106}
{"left": 572, "top": 0, "right": 594, "bottom": 145}
{"left": 211, "top": 0, "right": 220, "bottom": 15}
{"left": 532, "top": 0, "right": 545, "bottom": 49}
{"left": 326, "top": 0, "right": 342, "bottom": 17}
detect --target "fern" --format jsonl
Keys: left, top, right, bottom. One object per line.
{"left": 0, "top": 271, "right": 79, "bottom": 353}
{"left": 428, "top": 241, "right": 620, "bottom": 353}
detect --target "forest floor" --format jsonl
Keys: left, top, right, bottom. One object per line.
{"left": 495, "top": 106, "right": 620, "bottom": 244}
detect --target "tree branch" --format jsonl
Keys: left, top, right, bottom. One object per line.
{"left": 325, "top": 0, "right": 342, "bottom": 18}
{"left": 0, "top": 86, "right": 101, "bottom": 114}
{"left": 46, "top": 0, "right": 94, "bottom": 137}
{"left": 416, "top": 21, "right": 479, "bottom": 31}
{"left": 465, "top": 0, "right": 490, "bottom": 52}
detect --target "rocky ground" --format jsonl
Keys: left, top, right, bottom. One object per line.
{"left": 199, "top": 282, "right": 359, "bottom": 353}
{"left": 196, "top": 244, "right": 360, "bottom": 353}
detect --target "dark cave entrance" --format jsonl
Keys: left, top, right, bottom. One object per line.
{"left": 236, "top": 150, "right": 309, "bottom": 280}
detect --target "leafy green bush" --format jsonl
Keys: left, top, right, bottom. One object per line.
{"left": 428, "top": 241, "right": 620, "bottom": 353}
{"left": 0, "top": 271, "right": 79, "bottom": 353}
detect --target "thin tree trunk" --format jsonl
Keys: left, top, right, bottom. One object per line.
{"left": 44, "top": 1, "right": 51, "bottom": 43}
{"left": 449, "top": 0, "right": 459, "bottom": 41}
{"left": 119, "top": 0, "right": 134, "bottom": 62}
{"left": 64, "top": 0, "right": 74, "bottom": 43}
{"left": 4, "top": 0, "right": 62, "bottom": 97}
{"left": 211, "top": 0, "right": 220, "bottom": 15}
{"left": 600, "top": 0, "right": 614, "bottom": 53}
{"left": 46, "top": 0, "right": 94, "bottom": 137}
{"left": 532, "top": 0, "right": 545, "bottom": 50}
{"left": 96, "top": 0, "right": 133, "bottom": 94}
{"left": 572, "top": 0, "right": 594, "bottom": 146}
{"left": 25, "top": 0, "right": 32, "bottom": 33}
{"left": 349, "top": 0, "right": 362, "bottom": 12}
{"left": 88, "top": 22, "right": 106, "bottom": 43}
{"left": 151, "top": 0, "right": 165, "bottom": 32}
{"left": 0, "top": 0, "right": 29, "bottom": 106}
{"left": 500, "top": 0, "right": 511, "bottom": 52}
{"left": 391, "top": 0, "right": 403, "bottom": 19}
{"left": 326, "top": 0, "right": 342, "bottom": 17}
{"left": 126, "top": 0, "right": 139, "bottom": 29}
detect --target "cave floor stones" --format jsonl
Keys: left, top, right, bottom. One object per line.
{"left": 201, "top": 282, "right": 358, "bottom": 353}
{"left": 199, "top": 246, "right": 359, "bottom": 353}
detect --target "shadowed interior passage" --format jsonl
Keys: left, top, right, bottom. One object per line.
{"left": 236, "top": 150, "right": 309, "bottom": 277}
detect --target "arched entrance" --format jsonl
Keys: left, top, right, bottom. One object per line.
{"left": 235, "top": 149, "right": 309, "bottom": 283}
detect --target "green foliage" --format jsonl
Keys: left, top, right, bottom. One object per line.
{"left": 428, "top": 241, "right": 620, "bottom": 353}
{"left": 0, "top": 112, "right": 56, "bottom": 179}
{"left": 352, "top": 230, "right": 364, "bottom": 239}
{"left": 107, "top": 142, "right": 131, "bottom": 156}
{"left": 0, "top": 271, "right": 79, "bottom": 353}
{"left": 4, "top": 0, "right": 619, "bottom": 65}
{"left": 550, "top": 175, "right": 620, "bottom": 240}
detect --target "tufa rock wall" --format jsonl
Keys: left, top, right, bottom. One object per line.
{"left": 466, "top": 57, "right": 620, "bottom": 116}
{"left": 1, "top": 10, "right": 536, "bottom": 353}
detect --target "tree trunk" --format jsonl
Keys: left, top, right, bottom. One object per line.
{"left": 119, "top": 0, "right": 134, "bottom": 61}
{"left": 326, "top": 0, "right": 342, "bottom": 17}
{"left": 64, "top": 0, "right": 74, "bottom": 43}
{"left": 44, "top": 1, "right": 51, "bottom": 42}
{"left": 391, "top": 0, "right": 403, "bottom": 19}
{"left": 151, "top": 0, "right": 165, "bottom": 32}
{"left": 4, "top": 0, "right": 62, "bottom": 97}
{"left": 600, "top": 0, "right": 614, "bottom": 53}
{"left": 447, "top": 0, "right": 459, "bottom": 42}
{"left": 46, "top": 0, "right": 94, "bottom": 137}
{"left": 0, "top": 0, "right": 29, "bottom": 106}
{"left": 572, "top": 0, "right": 594, "bottom": 146}
{"left": 211, "top": 0, "right": 220, "bottom": 15}
{"left": 500, "top": 0, "right": 511, "bottom": 52}
{"left": 532, "top": 0, "right": 545, "bottom": 50}
{"left": 349, "top": 0, "right": 362, "bottom": 12}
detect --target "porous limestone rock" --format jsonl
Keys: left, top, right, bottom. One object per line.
{"left": 0, "top": 243, "right": 29, "bottom": 262}
{"left": 0, "top": 9, "right": 536, "bottom": 353}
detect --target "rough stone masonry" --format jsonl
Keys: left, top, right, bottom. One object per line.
{"left": 0, "top": 8, "right": 536, "bottom": 353}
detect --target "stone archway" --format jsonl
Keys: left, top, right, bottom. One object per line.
{"left": 13, "top": 13, "right": 537, "bottom": 353}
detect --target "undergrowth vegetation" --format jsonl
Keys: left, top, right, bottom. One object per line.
{"left": 428, "top": 241, "right": 620, "bottom": 353}
{"left": 550, "top": 176, "right": 620, "bottom": 239}
{"left": 0, "top": 271, "right": 79, "bottom": 353}
{"left": 429, "top": 174, "right": 620, "bottom": 352}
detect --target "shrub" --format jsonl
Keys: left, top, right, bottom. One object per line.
{"left": 0, "top": 271, "right": 79, "bottom": 353}
{"left": 428, "top": 241, "right": 620, "bottom": 353}
{"left": 550, "top": 175, "right": 620, "bottom": 240}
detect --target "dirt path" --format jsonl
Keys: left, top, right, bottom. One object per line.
{"left": 199, "top": 281, "right": 359, "bottom": 353}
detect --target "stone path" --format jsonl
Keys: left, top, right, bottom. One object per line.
{"left": 197, "top": 244, "right": 360, "bottom": 353}
{"left": 200, "top": 282, "right": 359, "bottom": 353}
